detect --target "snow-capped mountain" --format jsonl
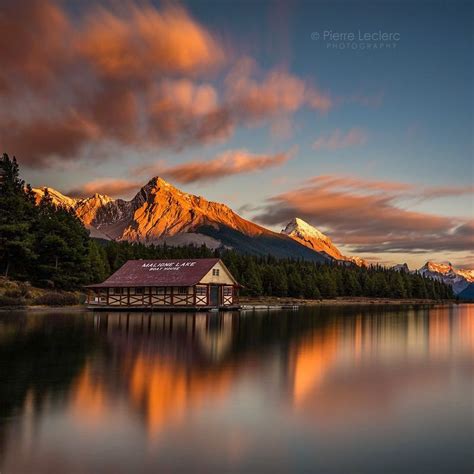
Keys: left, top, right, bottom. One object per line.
{"left": 418, "top": 261, "right": 474, "bottom": 295}
{"left": 32, "top": 178, "right": 331, "bottom": 262}
{"left": 32, "top": 186, "right": 78, "bottom": 208}
{"left": 281, "top": 217, "right": 367, "bottom": 266}
{"left": 32, "top": 187, "right": 113, "bottom": 239}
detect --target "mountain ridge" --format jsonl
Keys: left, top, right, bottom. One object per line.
{"left": 418, "top": 261, "right": 474, "bottom": 295}
{"left": 32, "top": 179, "right": 472, "bottom": 282}
{"left": 32, "top": 178, "right": 331, "bottom": 262}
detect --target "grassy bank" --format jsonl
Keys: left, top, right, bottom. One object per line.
{"left": 0, "top": 278, "right": 85, "bottom": 308}
{"left": 240, "top": 296, "right": 457, "bottom": 306}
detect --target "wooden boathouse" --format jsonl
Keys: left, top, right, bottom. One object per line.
{"left": 85, "top": 258, "right": 240, "bottom": 310}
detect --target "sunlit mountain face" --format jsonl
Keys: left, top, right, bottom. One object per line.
{"left": 31, "top": 181, "right": 474, "bottom": 282}
{"left": 32, "top": 179, "right": 332, "bottom": 261}
{"left": 1, "top": 0, "right": 470, "bottom": 269}
{"left": 0, "top": 306, "right": 472, "bottom": 472}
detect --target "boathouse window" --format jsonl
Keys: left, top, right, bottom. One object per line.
{"left": 223, "top": 287, "right": 232, "bottom": 296}
{"left": 156, "top": 287, "right": 166, "bottom": 295}
{"left": 113, "top": 288, "right": 123, "bottom": 295}
{"left": 177, "top": 287, "right": 187, "bottom": 295}
{"left": 135, "top": 287, "right": 144, "bottom": 295}
{"left": 196, "top": 286, "right": 206, "bottom": 296}
{"left": 212, "top": 269, "right": 220, "bottom": 276}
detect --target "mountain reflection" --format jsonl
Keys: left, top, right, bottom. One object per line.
{"left": 0, "top": 305, "right": 472, "bottom": 473}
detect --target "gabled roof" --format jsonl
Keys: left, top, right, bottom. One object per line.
{"left": 86, "top": 258, "right": 230, "bottom": 288}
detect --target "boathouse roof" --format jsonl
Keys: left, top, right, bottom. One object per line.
{"left": 86, "top": 258, "right": 233, "bottom": 288}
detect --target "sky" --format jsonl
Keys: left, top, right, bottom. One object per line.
{"left": 0, "top": 0, "right": 472, "bottom": 268}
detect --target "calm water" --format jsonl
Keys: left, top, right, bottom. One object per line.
{"left": 0, "top": 305, "right": 472, "bottom": 473}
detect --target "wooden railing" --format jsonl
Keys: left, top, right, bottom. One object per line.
{"left": 88, "top": 285, "right": 239, "bottom": 307}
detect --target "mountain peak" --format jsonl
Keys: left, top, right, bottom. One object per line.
{"left": 32, "top": 186, "right": 78, "bottom": 208}
{"left": 423, "top": 261, "right": 454, "bottom": 273}
{"left": 282, "top": 217, "right": 345, "bottom": 260}
{"left": 282, "top": 217, "right": 368, "bottom": 266}
{"left": 146, "top": 176, "right": 174, "bottom": 189}
{"left": 80, "top": 193, "right": 114, "bottom": 206}
{"left": 393, "top": 263, "right": 410, "bottom": 272}
{"left": 283, "top": 217, "right": 330, "bottom": 242}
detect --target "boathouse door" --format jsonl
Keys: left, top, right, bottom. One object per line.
{"left": 209, "top": 285, "right": 220, "bottom": 307}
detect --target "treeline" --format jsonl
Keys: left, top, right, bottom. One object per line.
{"left": 1, "top": 154, "right": 90, "bottom": 289}
{"left": 94, "top": 241, "right": 454, "bottom": 300}
{"left": 0, "top": 153, "right": 454, "bottom": 300}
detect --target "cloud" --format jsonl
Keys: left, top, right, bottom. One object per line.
{"left": 0, "top": 2, "right": 332, "bottom": 168}
{"left": 146, "top": 80, "right": 233, "bottom": 146}
{"left": 69, "top": 148, "right": 292, "bottom": 196}
{"left": 312, "top": 128, "right": 368, "bottom": 151}
{"left": 77, "top": 5, "right": 224, "bottom": 79}
{"left": 0, "top": 0, "right": 71, "bottom": 89}
{"left": 254, "top": 175, "right": 474, "bottom": 253}
{"left": 68, "top": 179, "right": 141, "bottom": 199}
{"left": 418, "top": 184, "right": 474, "bottom": 200}
{"left": 225, "top": 58, "right": 332, "bottom": 122}
{"left": 0, "top": 1, "right": 226, "bottom": 167}
{"left": 135, "top": 149, "right": 292, "bottom": 184}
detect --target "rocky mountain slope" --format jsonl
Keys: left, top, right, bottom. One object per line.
{"left": 33, "top": 178, "right": 331, "bottom": 262}
{"left": 32, "top": 180, "right": 472, "bottom": 281}
{"left": 282, "top": 217, "right": 367, "bottom": 266}
{"left": 418, "top": 261, "right": 474, "bottom": 295}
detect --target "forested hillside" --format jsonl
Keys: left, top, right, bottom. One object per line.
{"left": 0, "top": 154, "right": 454, "bottom": 300}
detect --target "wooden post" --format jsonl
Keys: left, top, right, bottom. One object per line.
{"left": 193, "top": 286, "right": 196, "bottom": 306}
{"left": 149, "top": 287, "right": 152, "bottom": 307}
{"left": 106, "top": 288, "right": 109, "bottom": 306}
{"left": 127, "top": 287, "right": 130, "bottom": 306}
{"left": 170, "top": 286, "right": 174, "bottom": 306}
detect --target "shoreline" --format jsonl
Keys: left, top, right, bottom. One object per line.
{"left": 239, "top": 296, "right": 460, "bottom": 307}
{"left": 0, "top": 297, "right": 465, "bottom": 312}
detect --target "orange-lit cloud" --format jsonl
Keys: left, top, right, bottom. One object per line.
{"left": 0, "top": 1, "right": 331, "bottom": 168}
{"left": 135, "top": 149, "right": 292, "bottom": 184}
{"left": 68, "top": 149, "right": 291, "bottom": 196}
{"left": 255, "top": 175, "right": 474, "bottom": 253}
{"left": 225, "top": 58, "right": 332, "bottom": 121}
{"left": 77, "top": 5, "right": 224, "bottom": 79}
{"left": 68, "top": 178, "right": 141, "bottom": 198}
{"left": 312, "top": 128, "right": 368, "bottom": 151}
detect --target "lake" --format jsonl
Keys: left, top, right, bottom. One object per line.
{"left": 0, "top": 305, "right": 472, "bottom": 473}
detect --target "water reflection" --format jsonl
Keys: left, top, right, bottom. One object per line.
{"left": 0, "top": 305, "right": 472, "bottom": 473}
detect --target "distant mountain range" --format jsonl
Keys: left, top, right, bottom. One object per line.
{"left": 393, "top": 261, "right": 474, "bottom": 297}
{"left": 32, "top": 177, "right": 473, "bottom": 297}
{"left": 417, "top": 262, "right": 474, "bottom": 296}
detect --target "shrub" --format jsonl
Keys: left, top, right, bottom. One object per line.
{"left": 18, "top": 282, "right": 32, "bottom": 298}
{"left": 0, "top": 295, "right": 24, "bottom": 307}
{"left": 4, "top": 288, "right": 22, "bottom": 298}
{"left": 32, "top": 292, "right": 79, "bottom": 306}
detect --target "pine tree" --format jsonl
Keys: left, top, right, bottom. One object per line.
{"left": 89, "top": 240, "right": 110, "bottom": 283}
{"left": 0, "top": 154, "right": 37, "bottom": 278}
{"left": 34, "top": 195, "right": 90, "bottom": 289}
{"left": 242, "top": 259, "right": 263, "bottom": 296}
